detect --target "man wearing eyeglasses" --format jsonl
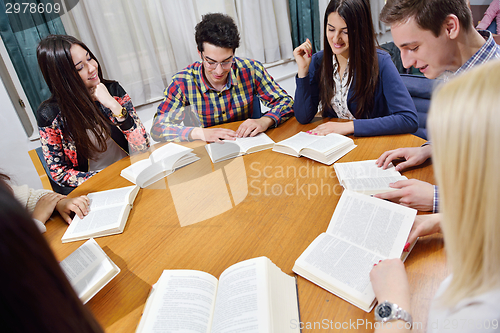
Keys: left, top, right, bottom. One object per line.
{"left": 151, "top": 13, "right": 294, "bottom": 143}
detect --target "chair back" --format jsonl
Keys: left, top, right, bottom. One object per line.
{"left": 33, "top": 147, "right": 74, "bottom": 195}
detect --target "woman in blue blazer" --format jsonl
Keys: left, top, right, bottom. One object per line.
{"left": 293, "top": 0, "right": 418, "bottom": 137}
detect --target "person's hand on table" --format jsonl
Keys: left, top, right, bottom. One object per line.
{"left": 190, "top": 127, "right": 237, "bottom": 142}
{"left": 307, "top": 121, "right": 354, "bottom": 136}
{"left": 56, "top": 195, "right": 90, "bottom": 224}
{"left": 236, "top": 117, "right": 274, "bottom": 138}
{"left": 407, "top": 213, "right": 442, "bottom": 245}
{"left": 293, "top": 38, "right": 313, "bottom": 78}
{"left": 32, "top": 192, "right": 65, "bottom": 224}
{"left": 374, "top": 179, "right": 434, "bottom": 211}
{"left": 376, "top": 145, "right": 432, "bottom": 172}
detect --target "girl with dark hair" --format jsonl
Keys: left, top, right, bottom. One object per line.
{"left": 293, "top": 0, "right": 418, "bottom": 137}
{"left": 0, "top": 180, "right": 104, "bottom": 333}
{"left": 36, "top": 35, "right": 149, "bottom": 190}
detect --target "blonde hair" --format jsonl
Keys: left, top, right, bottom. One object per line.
{"left": 428, "top": 60, "right": 500, "bottom": 306}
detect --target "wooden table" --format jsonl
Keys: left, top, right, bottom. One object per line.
{"left": 44, "top": 117, "right": 448, "bottom": 332}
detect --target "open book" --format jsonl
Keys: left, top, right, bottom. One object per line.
{"left": 61, "top": 185, "right": 139, "bottom": 243}
{"left": 293, "top": 190, "right": 416, "bottom": 312}
{"left": 334, "top": 160, "right": 407, "bottom": 195}
{"left": 136, "top": 256, "right": 300, "bottom": 333}
{"left": 60, "top": 238, "right": 120, "bottom": 304}
{"left": 205, "top": 133, "right": 275, "bottom": 163}
{"left": 121, "top": 143, "right": 199, "bottom": 188}
{"left": 272, "top": 132, "right": 356, "bottom": 165}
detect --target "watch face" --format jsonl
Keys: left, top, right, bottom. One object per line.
{"left": 377, "top": 304, "right": 392, "bottom": 318}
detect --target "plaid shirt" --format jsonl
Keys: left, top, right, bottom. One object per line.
{"left": 151, "top": 57, "right": 293, "bottom": 142}
{"left": 433, "top": 30, "right": 500, "bottom": 211}
{"left": 454, "top": 30, "right": 500, "bottom": 76}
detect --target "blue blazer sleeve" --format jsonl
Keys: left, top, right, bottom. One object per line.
{"left": 351, "top": 50, "right": 418, "bottom": 136}
{"left": 294, "top": 51, "right": 324, "bottom": 124}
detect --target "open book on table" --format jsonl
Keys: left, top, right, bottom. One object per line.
{"left": 61, "top": 185, "right": 139, "bottom": 243}
{"left": 205, "top": 133, "right": 275, "bottom": 163}
{"left": 272, "top": 132, "right": 356, "bottom": 165}
{"left": 333, "top": 160, "right": 408, "bottom": 195}
{"left": 136, "top": 256, "right": 300, "bottom": 333}
{"left": 293, "top": 190, "right": 416, "bottom": 312}
{"left": 121, "top": 143, "right": 199, "bottom": 188}
{"left": 60, "top": 238, "right": 120, "bottom": 304}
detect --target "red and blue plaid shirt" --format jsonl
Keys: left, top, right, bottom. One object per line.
{"left": 151, "top": 57, "right": 293, "bottom": 142}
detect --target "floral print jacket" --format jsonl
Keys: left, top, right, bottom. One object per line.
{"left": 36, "top": 82, "right": 150, "bottom": 188}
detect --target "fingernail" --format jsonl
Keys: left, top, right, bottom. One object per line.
{"left": 378, "top": 260, "right": 382, "bottom": 263}
{"left": 403, "top": 242, "right": 410, "bottom": 252}
{"left": 373, "top": 263, "right": 377, "bottom": 266}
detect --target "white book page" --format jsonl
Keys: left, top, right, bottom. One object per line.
{"left": 274, "top": 132, "right": 319, "bottom": 155}
{"left": 267, "top": 259, "right": 301, "bottom": 332}
{"left": 205, "top": 142, "right": 242, "bottom": 163}
{"left": 86, "top": 186, "right": 136, "bottom": 210}
{"left": 211, "top": 258, "right": 270, "bottom": 333}
{"left": 121, "top": 159, "right": 152, "bottom": 181}
{"left": 150, "top": 143, "right": 192, "bottom": 163}
{"left": 137, "top": 270, "right": 218, "bottom": 333}
{"left": 172, "top": 153, "right": 200, "bottom": 169}
{"left": 60, "top": 239, "right": 114, "bottom": 302}
{"left": 304, "top": 133, "right": 351, "bottom": 154}
{"left": 334, "top": 160, "right": 400, "bottom": 182}
{"left": 326, "top": 190, "right": 416, "bottom": 258}
{"left": 293, "top": 233, "right": 382, "bottom": 310}
{"left": 342, "top": 175, "right": 408, "bottom": 193}
{"left": 65, "top": 205, "right": 126, "bottom": 237}
{"left": 234, "top": 133, "right": 274, "bottom": 153}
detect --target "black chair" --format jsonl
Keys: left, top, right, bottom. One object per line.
{"left": 34, "top": 147, "right": 74, "bottom": 195}
{"left": 399, "top": 74, "right": 438, "bottom": 140}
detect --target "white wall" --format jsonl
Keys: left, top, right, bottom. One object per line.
{"left": 0, "top": 74, "right": 42, "bottom": 188}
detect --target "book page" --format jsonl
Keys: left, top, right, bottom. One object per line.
{"left": 87, "top": 186, "right": 137, "bottom": 210}
{"left": 150, "top": 143, "right": 192, "bottom": 164}
{"left": 342, "top": 175, "right": 408, "bottom": 194}
{"left": 304, "top": 133, "right": 351, "bottom": 154}
{"left": 334, "top": 160, "right": 400, "bottom": 182}
{"left": 267, "top": 259, "right": 301, "bottom": 332}
{"left": 172, "top": 153, "right": 200, "bottom": 170}
{"left": 234, "top": 133, "right": 274, "bottom": 153}
{"left": 121, "top": 159, "right": 152, "bottom": 181}
{"left": 326, "top": 190, "right": 416, "bottom": 258}
{"left": 211, "top": 258, "right": 270, "bottom": 333}
{"left": 65, "top": 205, "right": 126, "bottom": 237}
{"left": 205, "top": 142, "right": 242, "bottom": 163}
{"left": 60, "top": 239, "right": 118, "bottom": 303}
{"left": 137, "top": 270, "right": 218, "bottom": 333}
{"left": 293, "top": 233, "right": 382, "bottom": 311}
{"left": 274, "top": 132, "right": 319, "bottom": 154}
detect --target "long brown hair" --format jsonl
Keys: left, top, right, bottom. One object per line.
{"left": 0, "top": 182, "right": 104, "bottom": 332}
{"left": 37, "top": 35, "right": 112, "bottom": 160}
{"left": 319, "top": 0, "right": 379, "bottom": 119}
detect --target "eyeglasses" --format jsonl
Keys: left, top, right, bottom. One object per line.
{"left": 202, "top": 54, "right": 234, "bottom": 70}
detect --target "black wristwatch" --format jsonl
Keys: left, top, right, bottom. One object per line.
{"left": 374, "top": 301, "right": 412, "bottom": 325}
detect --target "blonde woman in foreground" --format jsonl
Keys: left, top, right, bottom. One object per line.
{"left": 370, "top": 60, "right": 500, "bottom": 332}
